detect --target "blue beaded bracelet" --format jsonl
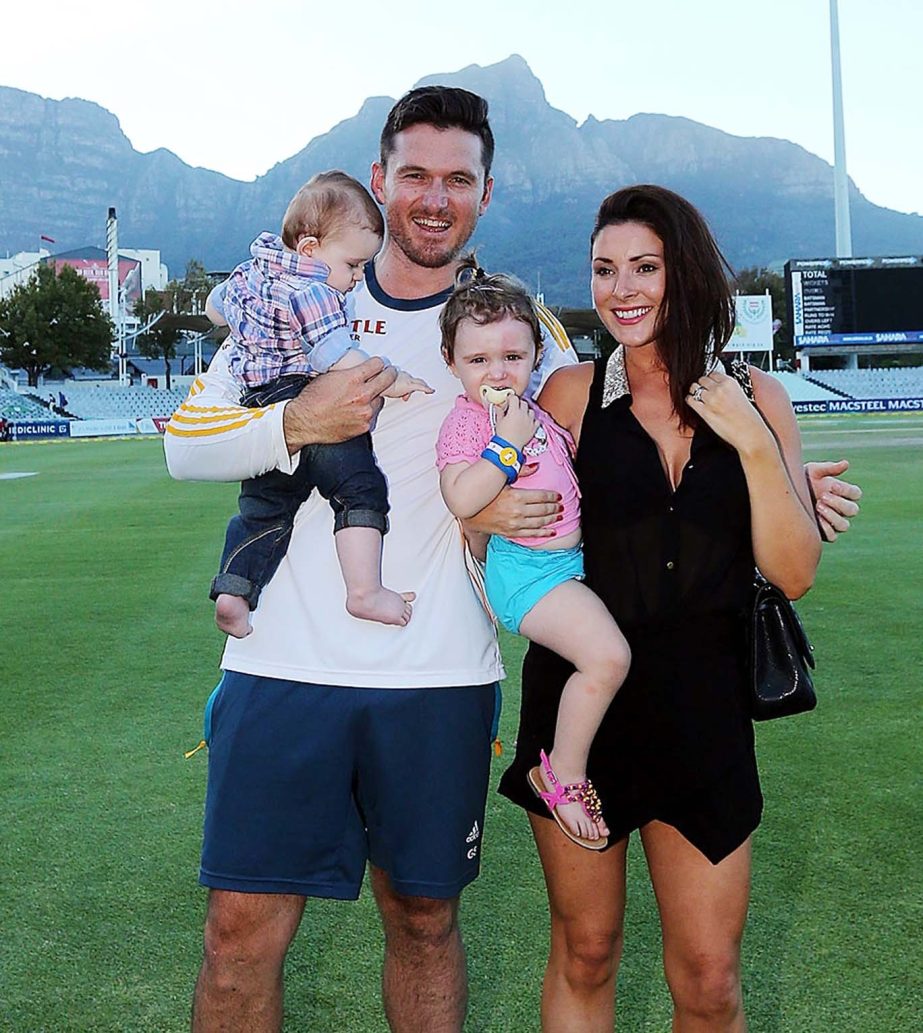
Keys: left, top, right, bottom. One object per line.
{"left": 481, "top": 435, "right": 524, "bottom": 482}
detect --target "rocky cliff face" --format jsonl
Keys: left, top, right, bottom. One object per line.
{"left": 0, "top": 89, "right": 133, "bottom": 246}
{"left": 0, "top": 86, "right": 244, "bottom": 274}
{"left": 1, "top": 58, "right": 921, "bottom": 305}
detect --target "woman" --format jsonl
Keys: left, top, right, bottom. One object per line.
{"left": 497, "top": 184, "right": 823, "bottom": 1031}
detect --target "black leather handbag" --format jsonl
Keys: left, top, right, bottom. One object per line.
{"left": 749, "top": 573, "right": 817, "bottom": 720}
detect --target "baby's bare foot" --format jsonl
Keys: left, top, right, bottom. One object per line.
{"left": 346, "top": 588, "right": 415, "bottom": 627}
{"left": 215, "top": 594, "right": 252, "bottom": 638}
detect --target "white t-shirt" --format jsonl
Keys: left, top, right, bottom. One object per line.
{"left": 164, "top": 265, "right": 577, "bottom": 688}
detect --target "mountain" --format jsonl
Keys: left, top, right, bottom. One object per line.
{"left": 1, "top": 55, "right": 921, "bottom": 306}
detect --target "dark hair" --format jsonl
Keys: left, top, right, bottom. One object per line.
{"left": 380, "top": 86, "right": 495, "bottom": 178}
{"left": 439, "top": 255, "right": 543, "bottom": 368}
{"left": 591, "top": 185, "right": 735, "bottom": 425}
{"left": 282, "top": 170, "right": 384, "bottom": 249}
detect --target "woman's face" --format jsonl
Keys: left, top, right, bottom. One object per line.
{"left": 591, "top": 221, "right": 666, "bottom": 351}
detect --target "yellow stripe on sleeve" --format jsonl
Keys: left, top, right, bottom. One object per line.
{"left": 164, "top": 412, "right": 267, "bottom": 437}
{"left": 165, "top": 402, "right": 273, "bottom": 437}
{"left": 536, "top": 302, "right": 574, "bottom": 354}
{"left": 175, "top": 402, "right": 273, "bottom": 419}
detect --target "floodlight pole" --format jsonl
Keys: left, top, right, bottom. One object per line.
{"left": 829, "top": 0, "right": 852, "bottom": 258}
{"left": 106, "top": 207, "right": 128, "bottom": 385}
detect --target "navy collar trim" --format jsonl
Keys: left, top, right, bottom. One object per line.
{"left": 365, "top": 260, "right": 454, "bottom": 311}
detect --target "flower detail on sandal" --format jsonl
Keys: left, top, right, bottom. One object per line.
{"left": 527, "top": 749, "right": 609, "bottom": 852}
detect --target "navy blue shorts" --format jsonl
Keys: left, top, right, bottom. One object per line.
{"left": 199, "top": 672, "right": 501, "bottom": 900}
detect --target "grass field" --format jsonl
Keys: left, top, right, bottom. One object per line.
{"left": 1, "top": 415, "right": 921, "bottom": 1032}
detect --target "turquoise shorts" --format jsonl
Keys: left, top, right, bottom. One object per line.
{"left": 485, "top": 536, "right": 585, "bottom": 635}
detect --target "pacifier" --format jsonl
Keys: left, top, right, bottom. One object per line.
{"left": 480, "top": 385, "right": 515, "bottom": 407}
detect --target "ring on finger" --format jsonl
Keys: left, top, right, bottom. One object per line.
{"left": 691, "top": 385, "right": 705, "bottom": 402}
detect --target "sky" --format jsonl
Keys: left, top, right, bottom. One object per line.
{"left": 3, "top": 0, "right": 921, "bottom": 217}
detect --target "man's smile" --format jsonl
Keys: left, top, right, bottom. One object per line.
{"left": 412, "top": 216, "right": 452, "bottom": 232}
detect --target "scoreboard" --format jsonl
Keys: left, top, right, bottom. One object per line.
{"left": 786, "top": 256, "right": 923, "bottom": 348}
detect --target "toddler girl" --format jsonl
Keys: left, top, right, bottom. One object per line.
{"left": 435, "top": 261, "right": 630, "bottom": 849}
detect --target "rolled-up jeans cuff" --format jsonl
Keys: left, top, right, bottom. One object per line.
{"left": 333, "top": 508, "right": 389, "bottom": 536}
{"left": 210, "top": 573, "right": 259, "bottom": 608}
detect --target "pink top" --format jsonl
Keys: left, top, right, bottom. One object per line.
{"left": 435, "top": 394, "right": 581, "bottom": 548}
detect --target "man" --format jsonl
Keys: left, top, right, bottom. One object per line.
{"left": 166, "top": 87, "right": 577, "bottom": 1033}
{"left": 166, "top": 86, "right": 860, "bottom": 1032}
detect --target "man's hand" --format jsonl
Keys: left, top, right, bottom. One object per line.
{"left": 283, "top": 357, "right": 398, "bottom": 454}
{"left": 805, "top": 459, "right": 862, "bottom": 541}
{"left": 461, "top": 475, "right": 562, "bottom": 540}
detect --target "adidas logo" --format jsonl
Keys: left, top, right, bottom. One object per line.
{"left": 466, "top": 821, "right": 480, "bottom": 844}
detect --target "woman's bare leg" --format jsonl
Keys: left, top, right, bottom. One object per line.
{"left": 529, "top": 813, "right": 628, "bottom": 1031}
{"left": 640, "top": 822, "right": 751, "bottom": 1032}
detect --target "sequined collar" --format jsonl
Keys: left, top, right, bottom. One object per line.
{"left": 601, "top": 345, "right": 723, "bottom": 408}
{"left": 601, "top": 346, "right": 629, "bottom": 408}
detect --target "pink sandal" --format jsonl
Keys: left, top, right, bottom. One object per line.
{"left": 527, "top": 749, "right": 608, "bottom": 851}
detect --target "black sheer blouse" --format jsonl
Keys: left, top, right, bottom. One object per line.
{"left": 576, "top": 349, "right": 755, "bottom": 636}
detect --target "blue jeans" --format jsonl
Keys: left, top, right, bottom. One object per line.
{"left": 210, "top": 374, "right": 389, "bottom": 608}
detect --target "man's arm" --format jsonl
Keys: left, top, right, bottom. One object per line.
{"left": 281, "top": 357, "right": 397, "bottom": 453}
{"left": 164, "top": 348, "right": 397, "bottom": 482}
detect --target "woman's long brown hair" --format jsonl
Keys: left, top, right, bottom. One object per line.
{"left": 591, "top": 185, "right": 735, "bottom": 426}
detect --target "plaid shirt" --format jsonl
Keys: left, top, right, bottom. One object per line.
{"left": 216, "top": 233, "right": 355, "bottom": 388}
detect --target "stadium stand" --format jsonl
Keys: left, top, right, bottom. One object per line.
{"left": 62, "top": 387, "right": 188, "bottom": 420}
{"left": 768, "top": 373, "right": 842, "bottom": 402}
{"left": 0, "top": 390, "right": 55, "bottom": 421}
{"left": 805, "top": 367, "right": 923, "bottom": 400}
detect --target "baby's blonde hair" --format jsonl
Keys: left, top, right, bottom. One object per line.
{"left": 281, "top": 170, "right": 384, "bottom": 249}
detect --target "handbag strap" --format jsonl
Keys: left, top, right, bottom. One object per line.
{"left": 729, "top": 362, "right": 813, "bottom": 660}
{"left": 723, "top": 357, "right": 764, "bottom": 586}
{"left": 723, "top": 356, "right": 756, "bottom": 402}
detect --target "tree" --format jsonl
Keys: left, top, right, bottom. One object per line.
{"left": 0, "top": 264, "right": 113, "bottom": 387}
{"left": 133, "top": 259, "right": 212, "bottom": 390}
{"left": 734, "top": 267, "right": 793, "bottom": 363}
{"left": 134, "top": 291, "right": 182, "bottom": 390}
{"left": 181, "top": 259, "right": 212, "bottom": 306}
{"left": 163, "top": 259, "right": 212, "bottom": 317}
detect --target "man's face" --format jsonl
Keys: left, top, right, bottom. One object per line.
{"left": 371, "top": 123, "right": 493, "bottom": 270}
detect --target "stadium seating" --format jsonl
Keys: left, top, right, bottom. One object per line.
{"left": 62, "top": 387, "right": 188, "bottom": 420}
{"left": 1, "top": 378, "right": 186, "bottom": 424}
{"left": 805, "top": 367, "right": 923, "bottom": 400}
{"left": 768, "top": 373, "right": 842, "bottom": 401}
{"left": 0, "top": 390, "right": 55, "bottom": 421}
